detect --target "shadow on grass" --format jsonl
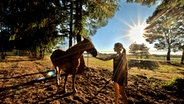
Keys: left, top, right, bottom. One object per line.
{"left": 33, "top": 90, "right": 74, "bottom": 103}
{"left": 0, "top": 76, "right": 55, "bottom": 91}
{"left": 0, "top": 73, "right": 68, "bottom": 103}
{"left": 0, "top": 59, "right": 36, "bottom": 62}
{"left": 0, "top": 71, "right": 48, "bottom": 79}
{"left": 86, "top": 78, "right": 111, "bottom": 103}
{"left": 0, "top": 72, "right": 66, "bottom": 91}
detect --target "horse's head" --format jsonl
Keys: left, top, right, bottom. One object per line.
{"left": 83, "top": 38, "right": 97, "bottom": 57}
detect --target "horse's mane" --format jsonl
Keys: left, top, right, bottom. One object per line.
{"left": 66, "top": 38, "right": 91, "bottom": 53}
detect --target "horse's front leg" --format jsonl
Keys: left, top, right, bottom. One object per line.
{"left": 72, "top": 59, "right": 79, "bottom": 93}
{"left": 72, "top": 69, "right": 77, "bottom": 93}
{"left": 63, "top": 73, "right": 68, "bottom": 93}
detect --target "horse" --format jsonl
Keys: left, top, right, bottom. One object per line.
{"left": 50, "top": 37, "right": 97, "bottom": 93}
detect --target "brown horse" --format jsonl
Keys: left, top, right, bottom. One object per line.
{"left": 50, "top": 38, "right": 97, "bottom": 93}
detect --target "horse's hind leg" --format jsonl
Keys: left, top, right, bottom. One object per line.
{"left": 56, "top": 66, "right": 60, "bottom": 86}
{"left": 63, "top": 74, "right": 68, "bottom": 93}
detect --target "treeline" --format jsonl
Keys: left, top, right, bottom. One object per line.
{"left": 0, "top": 0, "right": 183, "bottom": 64}
{"left": 144, "top": 0, "right": 184, "bottom": 64}
{"left": 0, "top": 0, "right": 120, "bottom": 59}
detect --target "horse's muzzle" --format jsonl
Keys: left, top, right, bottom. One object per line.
{"left": 88, "top": 49, "right": 97, "bottom": 57}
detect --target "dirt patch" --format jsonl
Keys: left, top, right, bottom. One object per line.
{"left": 0, "top": 57, "right": 183, "bottom": 104}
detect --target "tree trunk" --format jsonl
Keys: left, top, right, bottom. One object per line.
{"left": 69, "top": 0, "right": 73, "bottom": 47}
{"left": 1, "top": 52, "right": 6, "bottom": 60}
{"left": 181, "top": 48, "right": 184, "bottom": 64}
{"left": 76, "top": 0, "right": 86, "bottom": 73}
{"left": 39, "top": 48, "right": 44, "bottom": 59}
{"left": 166, "top": 45, "right": 171, "bottom": 63}
{"left": 77, "top": 34, "right": 86, "bottom": 74}
{"left": 140, "top": 52, "right": 143, "bottom": 59}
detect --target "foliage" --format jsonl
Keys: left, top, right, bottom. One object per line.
{"left": 128, "top": 59, "right": 159, "bottom": 70}
{"left": 82, "top": 0, "right": 120, "bottom": 36}
{"left": 0, "top": 0, "right": 120, "bottom": 59}
{"left": 144, "top": 0, "right": 184, "bottom": 63}
{"left": 0, "top": 30, "right": 12, "bottom": 51}
{"left": 0, "top": 30, "right": 14, "bottom": 59}
{"left": 126, "top": 0, "right": 158, "bottom": 7}
{"left": 162, "top": 77, "right": 184, "bottom": 95}
{"left": 0, "top": 0, "right": 66, "bottom": 59}
{"left": 129, "top": 42, "right": 150, "bottom": 59}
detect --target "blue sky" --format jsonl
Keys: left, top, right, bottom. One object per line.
{"left": 90, "top": 1, "right": 159, "bottom": 53}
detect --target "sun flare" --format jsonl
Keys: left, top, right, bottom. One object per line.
{"left": 127, "top": 22, "right": 148, "bottom": 44}
{"left": 121, "top": 18, "right": 149, "bottom": 44}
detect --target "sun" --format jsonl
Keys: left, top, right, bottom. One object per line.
{"left": 121, "top": 18, "right": 149, "bottom": 44}
{"left": 127, "top": 22, "right": 148, "bottom": 44}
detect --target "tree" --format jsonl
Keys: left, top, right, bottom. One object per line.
{"left": 180, "top": 45, "right": 184, "bottom": 64}
{"left": 144, "top": 0, "right": 184, "bottom": 63}
{"left": 65, "top": 0, "right": 120, "bottom": 70}
{"left": 55, "top": 0, "right": 120, "bottom": 46}
{"left": 0, "top": 0, "right": 66, "bottom": 59}
{"left": 129, "top": 42, "right": 150, "bottom": 59}
{"left": 0, "top": 0, "right": 120, "bottom": 60}
{"left": 0, "top": 30, "right": 11, "bottom": 59}
{"left": 126, "top": 0, "right": 158, "bottom": 7}
{"left": 172, "top": 25, "right": 184, "bottom": 64}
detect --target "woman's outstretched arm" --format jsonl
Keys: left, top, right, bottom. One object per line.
{"left": 95, "top": 52, "right": 115, "bottom": 61}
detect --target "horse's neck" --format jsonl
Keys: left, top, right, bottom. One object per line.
{"left": 66, "top": 41, "right": 86, "bottom": 54}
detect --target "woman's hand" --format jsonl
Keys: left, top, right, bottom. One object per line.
{"left": 95, "top": 52, "right": 114, "bottom": 61}
{"left": 95, "top": 56, "right": 104, "bottom": 61}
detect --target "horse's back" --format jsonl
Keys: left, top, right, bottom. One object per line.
{"left": 50, "top": 49, "right": 65, "bottom": 66}
{"left": 52, "top": 49, "right": 65, "bottom": 56}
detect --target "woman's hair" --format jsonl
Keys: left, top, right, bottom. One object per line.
{"left": 122, "top": 47, "right": 126, "bottom": 55}
{"left": 114, "top": 42, "right": 123, "bottom": 49}
{"left": 114, "top": 42, "right": 126, "bottom": 55}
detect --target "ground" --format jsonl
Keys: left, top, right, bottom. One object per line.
{"left": 0, "top": 56, "right": 184, "bottom": 104}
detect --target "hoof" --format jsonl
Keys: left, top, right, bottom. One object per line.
{"left": 63, "top": 89, "right": 67, "bottom": 93}
{"left": 59, "top": 90, "right": 66, "bottom": 94}
{"left": 73, "top": 88, "right": 77, "bottom": 93}
{"left": 56, "top": 85, "right": 62, "bottom": 90}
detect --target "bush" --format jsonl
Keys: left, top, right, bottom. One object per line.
{"left": 162, "top": 78, "right": 184, "bottom": 97}
{"left": 128, "top": 59, "right": 159, "bottom": 70}
{"left": 162, "top": 78, "right": 184, "bottom": 92}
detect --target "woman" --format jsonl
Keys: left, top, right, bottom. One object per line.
{"left": 95, "top": 42, "right": 128, "bottom": 104}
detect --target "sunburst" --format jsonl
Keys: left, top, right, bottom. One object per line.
{"left": 120, "top": 17, "right": 149, "bottom": 44}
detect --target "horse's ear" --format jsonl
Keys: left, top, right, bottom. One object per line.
{"left": 83, "top": 36, "right": 90, "bottom": 40}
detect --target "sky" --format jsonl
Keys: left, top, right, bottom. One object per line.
{"left": 90, "top": 1, "right": 159, "bottom": 54}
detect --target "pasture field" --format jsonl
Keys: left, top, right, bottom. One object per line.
{"left": 0, "top": 56, "right": 184, "bottom": 104}
{"left": 84, "top": 57, "right": 184, "bottom": 81}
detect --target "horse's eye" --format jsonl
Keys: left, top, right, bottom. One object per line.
{"left": 87, "top": 44, "right": 91, "bottom": 47}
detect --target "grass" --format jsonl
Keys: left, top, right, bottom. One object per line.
{"left": 84, "top": 57, "right": 184, "bottom": 81}
{"left": 128, "top": 55, "right": 182, "bottom": 63}
{"left": 1, "top": 55, "right": 183, "bottom": 82}
{"left": 84, "top": 57, "right": 113, "bottom": 69}
{"left": 129, "top": 66, "right": 184, "bottom": 81}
